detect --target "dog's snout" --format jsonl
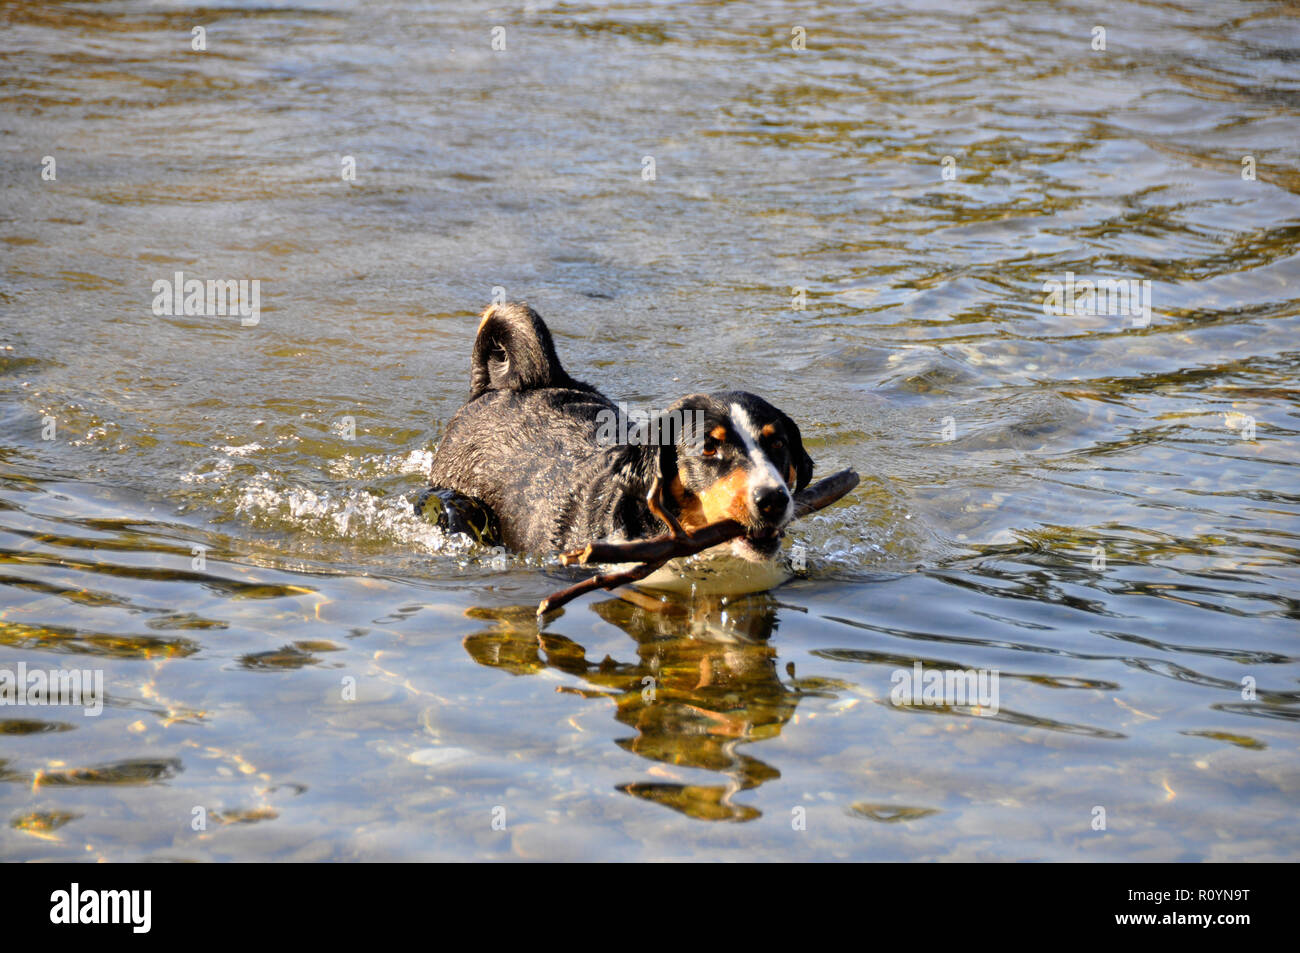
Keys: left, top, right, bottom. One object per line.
{"left": 753, "top": 485, "right": 790, "bottom": 521}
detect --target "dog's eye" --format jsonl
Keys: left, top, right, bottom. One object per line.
{"left": 701, "top": 440, "right": 719, "bottom": 458}
{"left": 769, "top": 439, "right": 784, "bottom": 452}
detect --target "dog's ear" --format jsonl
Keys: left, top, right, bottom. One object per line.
{"left": 777, "top": 410, "right": 814, "bottom": 492}
{"left": 656, "top": 440, "right": 677, "bottom": 490}
{"left": 652, "top": 393, "right": 710, "bottom": 485}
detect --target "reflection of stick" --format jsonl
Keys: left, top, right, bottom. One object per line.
{"left": 537, "top": 469, "right": 860, "bottom": 616}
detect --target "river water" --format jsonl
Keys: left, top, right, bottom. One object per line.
{"left": 1, "top": 0, "right": 1298, "bottom": 860}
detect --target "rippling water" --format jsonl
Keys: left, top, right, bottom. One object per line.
{"left": 1, "top": 0, "right": 1298, "bottom": 860}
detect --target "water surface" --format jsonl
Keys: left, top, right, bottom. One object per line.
{"left": 1, "top": 0, "right": 1298, "bottom": 860}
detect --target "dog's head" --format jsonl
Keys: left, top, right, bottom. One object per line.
{"left": 655, "top": 391, "right": 814, "bottom": 561}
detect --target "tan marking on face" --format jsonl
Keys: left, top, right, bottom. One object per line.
{"left": 673, "top": 468, "right": 753, "bottom": 530}
{"left": 761, "top": 423, "right": 776, "bottom": 438}
{"left": 694, "top": 467, "right": 753, "bottom": 526}
{"left": 786, "top": 464, "right": 796, "bottom": 486}
{"left": 670, "top": 471, "right": 708, "bottom": 531}
{"left": 709, "top": 425, "right": 728, "bottom": 442}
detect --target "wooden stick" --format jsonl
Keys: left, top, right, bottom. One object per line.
{"left": 538, "top": 468, "right": 859, "bottom": 616}
{"left": 644, "top": 475, "right": 688, "bottom": 541}
{"left": 560, "top": 468, "right": 859, "bottom": 567}
{"left": 536, "top": 556, "right": 673, "bottom": 616}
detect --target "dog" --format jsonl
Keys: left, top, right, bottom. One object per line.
{"left": 423, "top": 303, "right": 813, "bottom": 561}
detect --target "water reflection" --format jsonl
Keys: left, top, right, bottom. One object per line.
{"left": 466, "top": 590, "right": 814, "bottom": 821}
{"left": 464, "top": 581, "right": 1146, "bottom": 820}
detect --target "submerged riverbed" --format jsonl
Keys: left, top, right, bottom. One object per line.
{"left": 1, "top": 0, "right": 1298, "bottom": 861}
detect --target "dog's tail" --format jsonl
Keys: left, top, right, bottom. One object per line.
{"left": 469, "top": 302, "right": 580, "bottom": 399}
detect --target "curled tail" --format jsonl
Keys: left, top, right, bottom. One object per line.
{"left": 469, "top": 302, "right": 582, "bottom": 399}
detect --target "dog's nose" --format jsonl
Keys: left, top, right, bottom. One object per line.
{"left": 753, "top": 486, "right": 790, "bottom": 521}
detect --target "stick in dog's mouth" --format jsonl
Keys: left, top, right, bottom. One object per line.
{"left": 735, "top": 527, "right": 783, "bottom": 560}
{"left": 537, "top": 468, "right": 860, "bottom": 616}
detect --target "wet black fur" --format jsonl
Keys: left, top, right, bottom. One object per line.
{"left": 426, "top": 303, "right": 813, "bottom": 556}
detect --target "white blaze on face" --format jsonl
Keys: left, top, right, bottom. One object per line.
{"left": 729, "top": 402, "right": 793, "bottom": 525}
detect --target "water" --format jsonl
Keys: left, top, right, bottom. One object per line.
{"left": 1, "top": 0, "right": 1298, "bottom": 860}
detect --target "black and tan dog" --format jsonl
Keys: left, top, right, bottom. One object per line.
{"left": 422, "top": 303, "right": 813, "bottom": 561}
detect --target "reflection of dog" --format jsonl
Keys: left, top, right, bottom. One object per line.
{"left": 462, "top": 591, "right": 799, "bottom": 822}
{"left": 425, "top": 303, "right": 814, "bottom": 559}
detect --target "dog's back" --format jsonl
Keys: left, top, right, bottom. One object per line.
{"left": 428, "top": 304, "right": 655, "bottom": 554}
